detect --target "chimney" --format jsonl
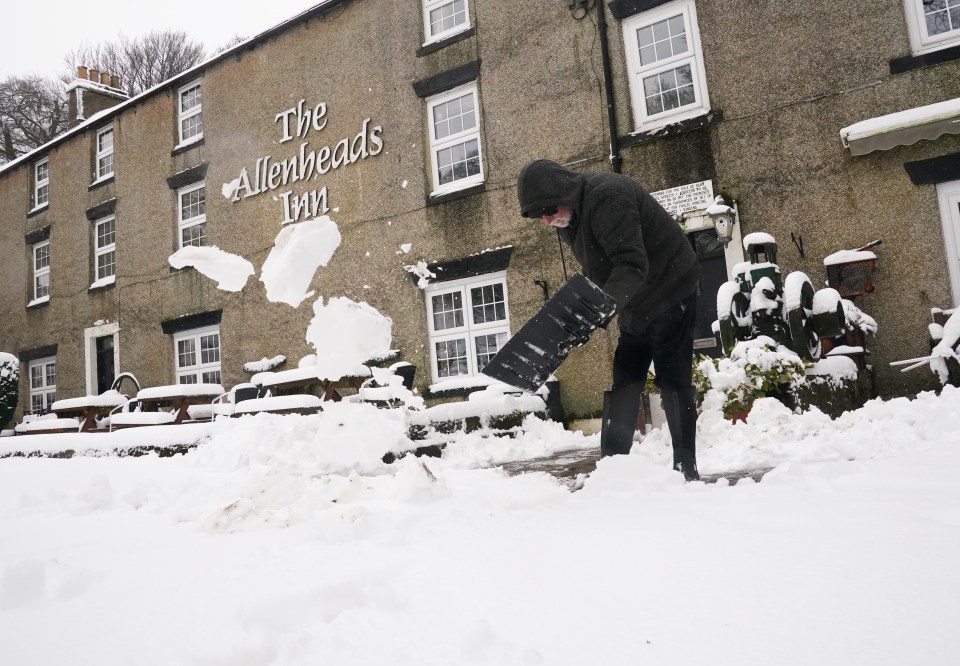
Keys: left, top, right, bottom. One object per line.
{"left": 66, "top": 64, "right": 129, "bottom": 129}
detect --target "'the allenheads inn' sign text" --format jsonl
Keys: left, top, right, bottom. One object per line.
{"left": 222, "top": 99, "right": 384, "bottom": 223}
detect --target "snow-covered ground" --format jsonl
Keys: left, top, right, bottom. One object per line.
{"left": 1, "top": 387, "right": 958, "bottom": 665}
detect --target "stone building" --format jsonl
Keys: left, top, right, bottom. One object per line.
{"left": 2, "top": 0, "right": 959, "bottom": 422}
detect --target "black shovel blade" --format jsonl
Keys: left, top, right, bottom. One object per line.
{"left": 481, "top": 273, "right": 617, "bottom": 392}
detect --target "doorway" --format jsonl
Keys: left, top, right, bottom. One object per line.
{"left": 95, "top": 335, "right": 115, "bottom": 394}
{"left": 688, "top": 228, "right": 728, "bottom": 357}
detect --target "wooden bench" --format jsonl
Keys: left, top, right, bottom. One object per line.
{"left": 14, "top": 417, "right": 81, "bottom": 435}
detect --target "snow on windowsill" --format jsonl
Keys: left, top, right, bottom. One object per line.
{"left": 90, "top": 173, "right": 115, "bottom": 187}
{"left": 173, "top": 135, "right": 204, "bottom": 152}
{"left": 27, "top": 295, "right": 50, "bottom": 308}
{"left": 28, "top": 203, "right": 49, "bottom": 215}
{"left": 89, "top": 275, "right": 116, "bottom": 290}
{"left": 421, "top": 24, "right": 473, "bottom": 48}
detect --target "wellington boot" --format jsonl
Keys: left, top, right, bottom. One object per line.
{"left": 599, "top": 384, "right": 643, "bottom": 457}
{"left": 660, "top": 386, "right": 699, "bottom": 481}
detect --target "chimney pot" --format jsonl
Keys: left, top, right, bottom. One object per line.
{"left": 100, "top": 72, "right": 110, "bottom": 85}
{"left": 89, "top": 68, "right": 100, "bottom": 82}
{"left": 77, "top": 65, "right": 88, "bottom": 79}
{"left": 110, "top": 74, "right": 120, "bottom": 89}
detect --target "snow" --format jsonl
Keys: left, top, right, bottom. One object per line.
{"left": 233, "top": 394, "right": 323, "bottom": 414}
{"left": 88, "top": 274, "right": 116, "bottom": 290}
{"left": 260, "top": 216, "right": 342, "bottom": 307}
{"left": 806, "top": 355, "right": 858, "bottom": 380}
{"left": 782, "top": 271, "right": 812, "bottom": 312}
{"left": 930, "top": 310, "right": 960, "bottom": 383}
{"left": 109, "top": 411, "right": 176, "bottom": 426}
{"left": 13, "top": 418, "right": 80, "bottom": 433}
{"left": 404, "top": 261, "right": 436, "bottom": 288}
{"left": 748, "top": 276, "right": 780, "bottom": 314}
{"left": 50, "top": 390, "right": 127, "bottom": 411}
{"left": 305, "top": 297, "right": 392, "bottom": 381}
{"left": 168, "top": 246, "right": 255, "bottom": 292}
{"left": 136, "top": 383, "right": 224, "bottom": 400}
{"left": 812, "top": 287, "right": 842, "bottom": 315}
{"left": 242, "top": 355, "right": 287, "bottom": 373}
{"left": 839, "top": 97, "right": 960, "bottom": 142}
{"left": 26, "top": 295, "right": 50, "bottom": 308}
{"left": 1, "top": 389, "right": 959, "bottom": 663}
{"left": 741, "top": 231, "right": 775, "bottom": 248}
{"left": 823, "top": 249, "right": 877, "bottom": 266}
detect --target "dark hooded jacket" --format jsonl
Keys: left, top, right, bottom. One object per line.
{"left": 518, "top": 159, "right": 699, "bottom": 334}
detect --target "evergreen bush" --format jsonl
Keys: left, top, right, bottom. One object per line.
{"left": 0, "top": 353, "right": 20, "bottom": 430}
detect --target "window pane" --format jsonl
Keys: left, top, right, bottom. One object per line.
{"left": 436, "top": 139, "right": 480, "bottom": 186}
{"left": 31, "top": 365, "right": 43, "bottom": 389}
{"left": 35, "top": 244, "right": 50, "bottom": 269}
{"left": 202, "top": 370, "right": 221, "bottom": 384}
{"left": 471, "top": 283, "right": 506, "bottom": 323}
{"left": 182, "top": 114, "right": 203, "bottom": 140}
{"left": 640, "top": 14, "right": 687, "bottom": 66}
{"left": 46, "top": 362, "right": 56, "bottom": 387}
{"left": 97, "top": 219, "right": 116, "bottom": 248}
{"left": 98, "top": 154, "right": 114, "bottom": 178}
{"left": 178, "top": 338, "right": 196, "bottom": 369}
{"left": 432, "top": 291, "right": 464, "bottom": 330}
{"left": 180, "top": 187, "right": 205, "bottom": 221}
{"left": 36, "top": 184, "right": 49, "bottom": 205}
{"left": 99, "top": 129, "right": 113, "bottom": 152}
{"left": 181, "top": 85, "right": 201, "bottom": 111}
{"left": 179, "top": 374, "right": 198, "bottom": 385}
{"left": 433, "top": 93, "right": 475, "bottom": 140}
{"left": 181, "top": 222, "right": 206, "bottom": 248}
{"left": 97, "top": 250, "right": 116, "bottom": 279}
{"left": 32, "top": 395, "right": 44, "bottom": 413}
{"left": 429, "top": 0, "right": 467, "bottom": 36}
{"left": 436, "top": 338, "right": 469, "bottom": 378}
{"left": 200, "top": 333, "right": 220, "bottom": 364}
{"left": 475, "top": 332, "right": 508, "bottom": 371}
{"left": 35, "top": 273, "right": 50, "bottom": 298}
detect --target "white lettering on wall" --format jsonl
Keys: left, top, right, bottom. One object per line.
{"left": 227, "top": 100, "right": 385, "bottom": 224}
{"left": 651, "top": 180, "right": 714, "bottom": 216}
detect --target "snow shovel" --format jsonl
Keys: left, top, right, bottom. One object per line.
{"left": 481, "top": 273, "right": 617, "bottom": 392}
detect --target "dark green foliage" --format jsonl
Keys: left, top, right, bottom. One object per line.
{"left": 0, "top": 355, "right": 19, "bottom": 430}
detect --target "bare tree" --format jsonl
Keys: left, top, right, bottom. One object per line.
{"left": 215, "top": 35, "right": 249, "bottom": 55}
{"left": 65, "top": 30, "right": 207, "bottom": 97}
{"left": 0, "top": 76, "right": 69, "bottom": 163}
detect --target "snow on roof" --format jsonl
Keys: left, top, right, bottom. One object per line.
{"left": 823, "top": 249, "right": 877, "bottom": 266}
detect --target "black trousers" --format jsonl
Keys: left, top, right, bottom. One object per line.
{"left": 612, "top": 292, "right": 697, "bottom": 392}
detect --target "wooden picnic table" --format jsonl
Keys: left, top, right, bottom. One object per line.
{"left": 51, "top": 390, "right": 129, "bottom": 432}
{"left": 131, "top": 383, "right": 225, "bottom": 425}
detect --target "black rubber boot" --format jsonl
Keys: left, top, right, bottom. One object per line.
{"left": 660, "top": 387, "right": 699, "bottom": 481}
{"left": 600, "top": 384, "right": 643, "bottom": 457}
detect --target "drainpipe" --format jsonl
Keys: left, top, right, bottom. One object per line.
{"left": 595, "top": 0, "right": 623, "bottom": 173}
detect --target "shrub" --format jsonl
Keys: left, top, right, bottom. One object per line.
{"left": 0, "top": 353, "right": 20, "bottom": 430}
{"left": 694, "top": 336, "right": 806, "bottom": 419}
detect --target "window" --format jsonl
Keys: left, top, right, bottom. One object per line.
{"left": 904, "top": 0, "right": 960, "bottom": 53}
{"left": 174, "top": 326, "right": 221, "bottom": 385}
{"left": 177, "top": 182, "right": 206, "bottom": 248}
{"left": 34, "top": 158, "right": 49, "bottom": 209}
{"left": 622, "top": 0, "right": 710, "bottom": 131}
{"left": 93, "top": 215, "right": 116, "bottom": 283}
{"left": 32, "top": 240, "right": 50, "bottom": 302}
{"left": 425, "top": 273, "right": 510, "bottom": 382}
{"left": 28, "top": 357, "right": 56, "bottom": 415}
{"left": 177, "top": 80, "right": 203, "bottom": 145}
{"left": 427, "top": 83, "right": 484, "bottom": 195}
{"left": 936, "top": 179, "right": 960, "bottom": 307}
{"left": 96, "top": 127, "right": 114, "bottom": 180}
{"left": 423, "top": 0, "right": 471, "bottom": 44}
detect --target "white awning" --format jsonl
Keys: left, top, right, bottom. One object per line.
{"left": 839, "top": 98, "right": 960, "bottom": 156}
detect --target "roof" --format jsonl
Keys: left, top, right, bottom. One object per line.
{"left": 0, "top": 0, "right": 349, "bottom": 178}
{"left": 839, "top": 97, "right": 960, "bottom": 156}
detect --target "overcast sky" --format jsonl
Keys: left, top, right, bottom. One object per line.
{"left": 1, "top": 1, "right": 322, "bottom": 79}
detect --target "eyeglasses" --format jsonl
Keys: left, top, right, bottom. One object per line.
{"left": 530, "top": 207, "right": 558, "bottom": 218}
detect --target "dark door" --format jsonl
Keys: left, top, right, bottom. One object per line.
{"left": 689, "top": 229, "right": 728, "bottom": 358}
{"left": 95, "top": 335, "right": 115, "bottom": 394}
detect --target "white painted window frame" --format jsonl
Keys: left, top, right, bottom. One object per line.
{"left": 33, "top": 158, "right": 49, "bottom": 210}
{"left": 427, "top": 83, "right": 484, "bottom": 196}
{"left": 904, "top": 0, "right": 960, "bottom": 55}
{"left": 95, "top": 126, "right": 114, "bottom": 181}
{"left": 422, "top": 0, "right": 471, "bottom": 45}
{"left": 32, "top": 240, "right": 50, "bottom": 301}
{"left": 937, "top": 179, "right": 960, "bottom": 307}
{"left": 177, "top": 181, "right": 206, "bottom": 249}
{"left": 84, "top": 321, "right": 121, "bottom": 396}
{"left": 94, "top": 215, "right": 116, "bottom": 282}
{"left": 176, "top": 79, "right": 203, "bottom": 146}
{"left": 174, "top": 325, "right": 221, "bottom": 385}
{"left": 424, "top": 271, "right": 511, "bottom": 383}
{"left": 622, "top": 0, "right": 710, "bottom": 132}
{"left": 28, "top": 356, "right": 56, "bottom": 415}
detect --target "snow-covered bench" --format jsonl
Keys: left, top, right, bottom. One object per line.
{"left": 108, "top": 383, "right": 224, "bottom": 429}
{"left": 14, "top": 416, "right": 81, "bottom": 435}
{"left": 51, "top": 390, "right": 129, "bottom": 432}
{"left": 233, "top": 394, "right": 323, "bottom": 416}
